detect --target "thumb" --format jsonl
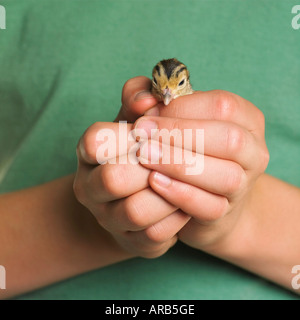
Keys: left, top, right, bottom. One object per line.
{"left": 115, "top": 76, "right": 158, "bottom": 123}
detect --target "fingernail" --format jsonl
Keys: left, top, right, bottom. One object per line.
{"left": 144, "top": 106, "right": 159, "bottom": 116}
{"left": 134, "top": 90, "right": 153, "bottom": 101}
{"left": 135, "top": 119, "right": 157, "bottom": 138}
{"left": 153, "top": 172, "right": 171, "bottom": 187}
{"left": 140, "top": 141, "right": 162, "bottom": 163}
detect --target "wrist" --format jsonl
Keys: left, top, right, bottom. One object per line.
{"left": 199, "top": 174, "right": 266, "bottom": 258}
{"left": 200, "top": 173, "right": 300, "bottom": 291}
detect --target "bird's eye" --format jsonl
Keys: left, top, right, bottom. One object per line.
{"left": 153, "top": 77, "right": 157, "bottom": 85}
{"left": 178, "top": 79, "right": 185, "bottom": 86}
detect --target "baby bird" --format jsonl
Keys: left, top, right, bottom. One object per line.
{"left": 151, "top": 58, "right": 193, "bottom": 105}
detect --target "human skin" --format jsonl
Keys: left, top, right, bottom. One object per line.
{"left": 0, "top": 77, "right": 185, "bottom": 299}
{"left": 132, "top": 85, "right": 300, "bottom": 291}
{"left": 74, "top": 77, "right": 190, "bottom": 258}
{"left": 0, "top": 77, "right": 299, "bottom": 298}
{"left": 75, "top": 76, "right": 300, "bottom": 292}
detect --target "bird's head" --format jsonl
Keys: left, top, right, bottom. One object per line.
{"left": 151, "top": 58, "right": 193, "bottom": 105}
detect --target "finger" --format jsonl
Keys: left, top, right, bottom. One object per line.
{"left": 77, "top": 122, "right": 135, "bottom": 165}
{"left": 134, "top": 116, "right": 259, "bottom": 170}
{"left": 115, "top": 76, "right": 158, "bottom": 123}
{"left": 147, "top": 90, "right": 265, "bottom": 134}
{"left": 138, "top": 140, "right": 246, "bottom": 197}
{"left": 149, "top": 171, "right": 229, "bottom": 223}
{"left": 118, "top": 210, "right": 190, "bottom": 258}
{"left": 86, "top": 156, "right": 151, "bottom": 203}
{"left": 99, "top": 188, "right": 178, "bottom": 232}
{"left": 132, "top": 209, "right": 190, "bottom": 246}
{"left": 116, "top": 230, "right": 178, "bottom": 259}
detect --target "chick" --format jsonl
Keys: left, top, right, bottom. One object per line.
{"left": 151, "top": 58, "right": 193, "bottom": 105}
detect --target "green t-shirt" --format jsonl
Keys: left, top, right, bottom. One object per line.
{"left": 0, "top": 0, "right": 299, "bottom": 299}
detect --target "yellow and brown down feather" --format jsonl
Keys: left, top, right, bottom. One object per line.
{"left": 151, "top": 58, "right": 193, "bottom": 105}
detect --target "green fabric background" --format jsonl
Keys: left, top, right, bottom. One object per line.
{"left": 0, "top": 0, "right": 299, "bottom": 299}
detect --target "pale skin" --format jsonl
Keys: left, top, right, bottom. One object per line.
{"left": 0, "top": 77, "right": 300, "bottom": 299}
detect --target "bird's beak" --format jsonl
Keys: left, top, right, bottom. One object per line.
{"left": 162, "top": 88, "right": 173, "bottom": 106}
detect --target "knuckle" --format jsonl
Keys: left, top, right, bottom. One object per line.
{"left": 205, "top": 197, "right": 228, "bottom": 222}
{"left": 223, "top": 164, "right": 245, "bottom": 195}
{"left": 169, "top": 118, "right": 182, "bottom": 133}
{"left": 121, "top": 78, "right": 139, "bottom": 105}
{"left": 100, "top": 165, "right": 125, "bottom": 197}
{"left": 211, "top": 197, "right": 228, "bottom": 221}
{"left": 225, "top": 126, "right": 246, "bottom": 154}
{"left": 213, "top": 90, "right": 238, "bottom": 120}
{"left": 72, "top": 177, "right": 86, "bottom": 205}
{"left": 78, "top": 122, "right": 102, "bottom": 163}
{"left": 121, "top": 76, "right": 153, "bottom": 111}
{"left": 145, "top": 224, "right": 167, "bottom": 243}
{"left": 128, "top": 232, "right": 177, "bottom": 258}
{"left": 122, "top": 78, "right": 135, "bottom": 94}
{"left": 167, "top": 119, "right": 184, "bottom": 145}
{"left": 79, "top": 134, "right": 93, "bottom": 162}
{"left": 255, "top": 108, "right": 266, "bottom": 128}
{"left": 139, "top": 249, "right": 164, "bottom": 259}
{"left": 260, "top": 147, "right": 270, "bottom": 172}
{"left": 123, "top": 195, "right": 148, "bottom": 229}
{"left": 139, "top": 242, "right": 174, "bottom": 259}
{"left": 92, "top": 203, "right": 110, "bottom": 230}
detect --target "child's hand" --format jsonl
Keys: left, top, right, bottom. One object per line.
{"left": 133, "top": 90, "right": 269, "bottom": 251}
{"left": 73, "top": 77, "right": 190, "bottom": 258}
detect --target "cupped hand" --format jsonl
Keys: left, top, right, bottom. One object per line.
{"left": 133, "top": 90, "right": 269, "bottom": 251}
{"left": 73, "top": 77, "right": 190, "bottom": 258}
